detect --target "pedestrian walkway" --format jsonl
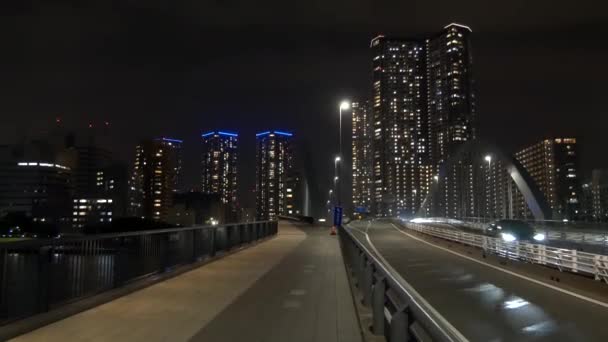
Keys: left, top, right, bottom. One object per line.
{"left": 11, "top": 222, "right": 363, "bottom": 342}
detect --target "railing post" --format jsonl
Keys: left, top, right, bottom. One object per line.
{"left": 0, "top": 248, "right": 6, "bottom": 320}
{"left": 113, "top": 238, "right": 125, "bottom": 288}
{"left": 390, "top": 310, "right": 411, "bottom": 342}
{"left": 351, "top": 247, "right": 360, "bottom": 278}
{"left": 362, "top": 261, "right": 373, "bottom": 306}
{"left": 160, "top": 233, "right": 169, "bottom": 272}
{"left": 210, "top": 228, "right": 216, "bottom": 257}
{"left": 371, "top": 275, "right": 386, "bottom": 336}
{"left": 37, "top": 246, "right": 52, "bottom": 313}
{"left": 191, "top": 230, "right": 198, "bottom": 262}
{"left": 357, "top": 252, "right": 366, "bottom": 288}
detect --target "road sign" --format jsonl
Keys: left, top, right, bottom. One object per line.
{"left": 333, "top": 206, "right": 343, "bottom": 227}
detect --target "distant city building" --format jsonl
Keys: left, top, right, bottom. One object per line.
{"left": 285, "top": 170, "right": 304, "bottom": 216}
{"left": 0, "top": 160, "right": 72, "bottom": 229}
{"left": 201, "top": 131, "right": 238, "bottom": 220}
{"left": 71, "top": 198, "right": 115, "bottom": 229}
{"left": 587, "top": 170, "right": 608, "bottom": 222}
{"left": 0, "top": 141, "right": 73, "bottom": 232}
{"left": 162, "top": 138, "right": 183, "bottom": 193}
{"left": 132, "top": 138, "right": 183, "bottom": 221}
{"left": 369, "top": 23, "right": 476, "bottom": 217}
{"left": 351, "top": 100, "right": 373, "bottom": 215}
{"left": 514, "top": 138, "right": 581, "bottom": 220}
{"left": 55, "top": 136, "right": 132, "bottom": 230}
{"left": 427, "top": 24, "right": 477, "bottom": 166}
{"left": 71, "top": 163, "right": 130, "bottom": 230}
{"left": 255, "top": 131, "right": 293, "bottom": 220}
{"left": 580, "top": 181, "right": 594, "bottom": 221}
{"left": 167, "top": 192, "right": 226, "bottom": 227}
{"left": 238, "top": 207, "right": 256, "bottom": 223}
{"left": 58, "top": 141, "right": 113, "bottom": 198}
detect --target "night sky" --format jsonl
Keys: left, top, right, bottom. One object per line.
{"left": 1, "top": 1, "right": 607, "bottom": 210}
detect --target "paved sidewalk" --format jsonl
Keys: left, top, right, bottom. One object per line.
{"left": 11, "top": 223, "right": 362, "bottom": 342}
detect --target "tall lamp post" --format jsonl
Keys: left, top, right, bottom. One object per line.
{"left": 338, "top": 101, "right": 350, "bottom": 207}
{"left": 334, "top": 156, "right": 341, "bottom": 206}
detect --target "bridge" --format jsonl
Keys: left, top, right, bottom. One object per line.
{"left": 1, "top": 217, "right": 608, "bottom": 341}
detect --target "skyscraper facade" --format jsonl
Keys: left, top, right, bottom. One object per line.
{"left": 514, "top": 138, "right": 581, "bottom": 220}
{"left": 255, "top": 131, "right": 293, "bottom": 221}
{"left": 162, "top": 138, "right": 183, "bottom": 193}
{"left": 427, "top": 24, "right": 476, "bottom": 166}
{"left": 132, "top": 137, "right": 183, "bottom": 221}
{"left": 369, "top": 23, "right": 476, "bottom": 217}
{"left": 201, "top": 131, "right": 238, "bottom": 218}
{"left": 0, "top": 161, "right": 72, "bottom": 228}
{"left": 351, "top": 100, "right": 373, "bottom": 215}
{"left": 590, "top": 170, "right": 608, "bottom": 222}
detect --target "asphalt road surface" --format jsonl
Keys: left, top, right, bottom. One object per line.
{"left": 347, "top": 220, "right": 608, "bottom": 342}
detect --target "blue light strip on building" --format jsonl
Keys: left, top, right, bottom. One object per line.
{"left": 161, "top": 138, "right": 183, "bottom": 143}
{"left": 274, "top": 131, "right": 293, "bottom": 137}
{"left": 218, "top": 131, "right": 238, "bottom": 137}
{"left": 201, "top": 132, "right": 215, "bottom": 137}
{"left": 256, "top": 131, "right": 271, "bottom": 137}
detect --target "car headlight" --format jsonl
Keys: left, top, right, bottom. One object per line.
{"left": 533, "top": 233, "right": 545, "bottom": 241}
{"left": 501, "top": 233, "right": 517, "bottom": 242}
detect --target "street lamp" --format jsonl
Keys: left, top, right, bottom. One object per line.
{"left": 337, "top": 101, "right": 350, "bottom": 208}
{"left": 339, "top": 101, "right": 350, "bottom": 159}
{"left": 485, "top": 155, "right": 492, "bottom": 166}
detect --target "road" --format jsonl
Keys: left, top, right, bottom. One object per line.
{"left": 347, "top": 220, "right": 608, "bottom": 342}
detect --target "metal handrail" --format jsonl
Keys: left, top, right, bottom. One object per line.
{"left": 0, "top": 221, "right": 278, "bottom": 325}
{"left": 0, "top": 221, "right": 276, "bottom": 247}
{"left": 405, "top": 222, "right": 608, "bottom": 284}
{"left": 339, "top": 225, "right": 467, "bottom": 342}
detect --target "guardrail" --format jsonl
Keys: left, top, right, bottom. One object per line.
{"left": 444, "top": 217, "right": 608, "bottom": 249}
{"left": 339, "top": 226, "right": 466, "bottom": 342}
{"left": 405, "top": 222, "right": 608, "bottom": 284}
{"left": 0, "top": 221, "right": 277, "bottom": 325}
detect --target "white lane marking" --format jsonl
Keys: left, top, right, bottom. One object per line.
{"left": 389, "top": 223, "right": 608, "bottom": 310}
{"left": 348, "top": 222, "right": 469, "bottom": 342}
{"left": 283, "top": 300, "right": 301, "bottom": 309}
{"left": 289, "top": 289, "right": 307, "bottom": 296}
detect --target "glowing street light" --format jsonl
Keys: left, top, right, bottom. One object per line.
{"left": 337, "top": 100, "right": 350, "bottom": 209}
{"left": 485, "top": 155, "right": 492, "bottom": 166}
